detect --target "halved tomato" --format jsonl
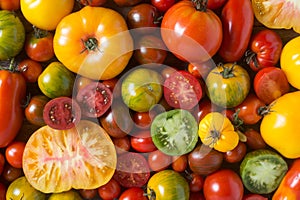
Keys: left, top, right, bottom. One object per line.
{"left": 22, "top": 120, "right": 117, "bottom": 193}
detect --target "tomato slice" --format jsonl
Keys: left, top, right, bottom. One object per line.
{"left": 43, "top": 96, "right": 81, "bottom": 130}
{"left": 164, "top": 70, "right": 203, "bottom": 110}
{"left": 76, "top": 81, "right": 113, "bottom": 118}
{"left": 113, "top": 152, "right": 150, "bottom": 188}
{"left": 22, "top": 120, "right": 117, "bottom": 193}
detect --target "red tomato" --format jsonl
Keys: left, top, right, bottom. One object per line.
{"left": 188, "top": 59, "right": 215, "bottom": 79}
{"left": 25, "top": 95, "right": 49, "bottom": 127}
{"left": 98, "top": 178, "right": 121, "bottom": 200}
{"left": 207, "top": 0, "right": 227, "bottom": 10}
{"left": 253, "top": 66, "right": 290, "bottom": 104}
{"left": 133, "top": 111, "right": 153, "bottom": 129}
{"left": 0, "top": 0, "right": 20, "bottom": 10}
{"left": 17, "top": 59, "right": 43, "bottom": 83}
{"left": 79, "top": 0, "right": 107, "bottom": 6}
{"left": 113, "top": 0, "right": 142, "bottom": 7}
{"left": 24, "top": 29, "right": 55, "bottom": 62}
{"left": 243, "top": 194, "right": 268, "bottom": 200}
{"left": 119, "top": 187, "right": 148, "bottom": 200}
{"left": 244, "top": 128, "right": 267, "bottom": 150}
{"left": 164, "top": 70, "right": 203, "bottom": 110}
{"left": 218, "top": 0, "right": 254, "bottom": 62}
{"left": 246, "top": 29, "right": 282, "bottom": 71}
{"left": 161, "top": 0, "right": 222, "bottom": 63}
{"left": 224, "top": 142, "right": 247, "bottom": 163}
{"left": 193, "top": 98, "right": 218, "bottom": 123}
{"left": 130, "top": 130, "right": 157, "bottom": 153}
{"left": 188, "top": 173, "right": 204, "bottom": 192}
{"left": 151, "top": 0, "right": 175, "bottom": 12}
{"left": 79, "top": 189, "right": 97, "bottom": 199}
{"left": 172, "top": 155, "right": 188, "bottom": 172}
{"left": 43, "top": 97, "right": 81, "bottom": 130}
{"left": 2, "top": 164, "right": 22, "bottom": 182}
{"left": 0, "top": 153, "right": 5, "bottom": 175}
{"left": 148, "top": 150, "right": 172, "bottom": 172}
{"left": 5, "top": 141, "right": 26, "bottom": 169}
{"left": 112, "top": 136, "right": 131, "bottom": 154}
{"left": 0, "top": 182, "right": 6, "bottom": 200}
{"left": 203, "top": 169, "right": 244, "bottom": 200}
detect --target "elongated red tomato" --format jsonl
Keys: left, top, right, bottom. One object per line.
{"left": 218, "top": 0, "right": 254, "bottom": 62}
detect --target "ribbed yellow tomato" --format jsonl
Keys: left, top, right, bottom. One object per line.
{"left": 198, "top": 112, "right": 239, "bottom": 152}
{"left": 261, "top": 91, "right": 300, "bottom": 159}
{"left": 53, "top": 6, "right": 133, "bottom": 80}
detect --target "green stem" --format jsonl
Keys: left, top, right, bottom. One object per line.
{"left": 191, "top": 0, "right": 208, "bottom": 12}
{"left": 33, "top": 26, "right": 48, "bottom": 39}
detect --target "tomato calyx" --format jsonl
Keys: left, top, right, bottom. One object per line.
{"left": 82, "top": 38, "right": 101, "bottom": 53}
{"left": 192, "top": 0, "right": 208, "bottom": 12}
{"left": 147, "top": 187, "right": 156, "bottom": 200}
{"left": 215, "top": 63, "right": 236, "bottom": 79}
{"left": 32, "top": 26, "right": 49, "bottom": 39}
{"left": 245, "top": 50, "right": 259, "bottom": 69}
{"left": 0, "top": 58, "right": 20, "bottom": 73}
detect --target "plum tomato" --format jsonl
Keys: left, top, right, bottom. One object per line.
{"left": 43, "top": 96, "right": 81, "bottom": 130}
{"left": 164, "top": 70, "right": 203, "bottom": 110}
{"left": 148, "top": 150, "right": 172, "bottom": 172}
{"left": 25, "top": 95, "right": 50, "bottom": 127}
{"left": 17, "top": 59, "right": 43, "bottom": 83}
{"left": 119, "top": 187, "right": 148, "bottom": 200}
{"left": 130, "top": 130, "right": 157, "bottom": 153}
{"left": 151, "top": 0, "right": 175, "bottom": 12}
{"left": 113, "top": 152, "right": 151, "bottom": 188}
{"left": 253, "top": 66, "right": 290, "bottom": 104}
{"left": 5, "top": 141, "right": 26, "bottom": 169}
{"left": 98, "top": 178, "right": 121, "bottom": 200}
{"left": 76, "top": 81, "right": 112, "bottom": 118}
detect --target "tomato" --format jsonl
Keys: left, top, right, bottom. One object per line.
{"left": 0, "top": 10, "right": 25, "bottom": 60}
{"left": 224, "top": 141, "right": 247, "bottom": 163}
{"left": 0, "top": 64, "right": 26, "bottom": 148}
{"left": 245, "top": 29, "right": 282, "bottom": 71}
{"left": 133, "top": 111, "right": 153, "bottom": 129}
{"left": 148, "top": 150, "right": 172, "bottom": 172}
{"left": 79, "top": 0, "right": 107, "bottom": 6}
{"left": 20, "top": 0, "right": 74, "bottom": 30}
{"left": 147, "top": 170, "right": 190, "bottom": 200}
{"left": 79, "top": 189, "right": 97, "bottom": 199}
{"left": 172, "top": 155, "right": 188, "bottom": 172}
{"left": 203, "top": 169, "right": 244, "bottom": 200}
{"left": 253, "top": 66, "right": 290, "bottom": 104}
{"left": 53, "top": 6, "right": 133, "bottom": 80}
{"left": 234, "top": 93, "right": 266, "bottom": 125}
{"left": 244, "top": 128, "right": 267, "bottom": 150}
{"left": 0, "top": 0, "right": 20, "bottom": 10}
{"left": 261, "top": 91, "right": 300, "bottom": 158}
{"left": 131, "top": 130, "right": 157, "bottom": 153}
{"left": 119, "top": 187, "right": 148, "bottom": 200}
{"left": 112, "top": 136, "right": 131, "bottom": 154}
{"left": 5, "top": 141, "right": 26, "bottom": 169}
{"left": 6, "top": 176, "right": 46, "bottom": 200}
{"left": 151, "top": 0, "right": 175, "bottom": 12}
{"left": 161, "top": 0, "right": 222, "bottom": 63}
{"left": 151, "top": 109, "right": 198, "bottom": 156}
{"left": 48, "top": 190, "right": 83, "bottom": 200}
{"left": 113, "top": 0, "right": 142, "bottom": 7}
{"left": 98, "top": 178, "right": 121, "bottom": 200}
{"left": 76, "top": 81, "right": 112, "bottom": 118}
{"left": 25, "top": 95, "right": 50, "bottom": 126}
{"left": 252, "top": 0, "right": 300, "bottom": 33}
{"left": 24, "top": 28, "right": 55, "bottom": 62}
{"left": 164, "top": 70, "right": 203, "bottom": 110}
{"left": 38, "top": 61, "right": 75, "bottom": 99}
{"left": 113, "top": 152, "right": 151, "bottom": 188}
{"left": 188, "top": 173, "right": 204, "bottom": 192}
{"left": 206, "top": 63, "right": 251, "bottom": 108}
{"left": 193, "top": 98, "right": 218, "bottom": 123}
{"left": 243, "top": 194, "right": 268, "bottom": 200}
{"left": 43, "top": 97, "right": 81, "bottom": 130}
{"left": 0, "top": 182, "right": 6, "bottom": 200}
{"left": 22, "top": 120, "right": 117, "bottom": 193}
{"left": 121, "top": 68, "right": 163, "bottom": 112}
{"left": 0, "top": 153, "right": 5, "bottom": 175}
{"left": 189, "top": 192, "right": 205, "bottom": 200}
{"left": 280, "top": 35, "right": 300, "bottom": 90}
{"left": 2, "top": 164, "right": 23, "bottom": 182}
{"left": 187, "top": 59, "right": 215, "bottom": 79}
{"left": 134, "top": 34, "right": 167, "bottom": 65}
{"left": 74, "top": 77, "right": 94, "bottom": 94}
{"left": 207, "top": 0, "right": 227, "bottom": 10}
{"left": 198, "top": 112, "right": 239, "bottom": 152}
{"left": 17, "top": 59, "right": 43, "bottom": 83}
{"left": 188, "top": 144, "right": 224, "bottom": 176}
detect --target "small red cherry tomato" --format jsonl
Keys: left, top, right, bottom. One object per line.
{"left": 98, "top": 178, "right": 121, "bottom": 200}
{"left": 151, "top": 0, "right": 175, "bottom": 12}
{"left": 5, "top": 141, "right": 26, "bottom": 169}
{"left": 17, "top": 59, "right": 43, "bottom": 83}
{"left": 131, "top": 130, "right": 157, "bottom": 153}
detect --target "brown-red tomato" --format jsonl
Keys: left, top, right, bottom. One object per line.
{"left": 17, "top": 59, "right": 43, "bottom": 83}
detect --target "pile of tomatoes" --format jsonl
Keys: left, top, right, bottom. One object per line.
{"left": 1, "top": 0, "right": 300, "bottom": 199}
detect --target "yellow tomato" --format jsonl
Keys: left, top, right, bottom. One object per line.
{"left": 20, "top": 0, "right": 74, "bottom": 31}
{"left": 53, "top": 6, "right": 133, "bottom": 80}
{"left": 280, "top": 36, "right": 300, "bottom": 90}
{"left": 261, "top": 91, "right": 300, "bottom": 159}
{"left": 198, "top": 112, "right": 239, "bottom": 152}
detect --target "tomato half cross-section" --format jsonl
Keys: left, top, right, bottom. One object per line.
{"left": 22, "top": 120, "right": 117, "bottom": 193}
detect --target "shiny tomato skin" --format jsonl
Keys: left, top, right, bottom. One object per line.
{"left": 203, "top": 169, "right": 244, "bottom": 200}
{"left": 119, "top": 187, "right": 148, "bottom": 200}
{"left": 151, "top": 0, "right": 176, "bottom": 12}
{"left": 2, "top": 164, "right": 23, "bottom": 182}
{"left": 224, "top": 142, "right": 247, "bottom": 163}
{"left": 17, "top": 59, "right": 43, "bottom": 83}
{"left": 189, "top": 173, "right": 204, "bottom": 192}
{"left": 171, "top": 155, "right": 188, "bottom": 172}
{"left": 243, "top": 194, "right": 268, "bottom": 200}
{"left": 5, "top": 141, "right": 26, "bottom": 169}
{"left": 79, "top": 189, "right": 97, "bottom": 199}
{"left": 98, "top": 178, "right": 121, "bottom": 200}
{"left": 148, "top": 150, "right": 172, "bottom": 172}
{"left": 218, "top": 0, "right": 254, "bottom": 62}
{"left": 133, "top": 111, "right": 153, "bottom": 129}
{"left": 112, "top": 136, "right": 131, "bottom": 154}
{"left": 161, "top": 0, "right": 222, "bottom": 63}
{"left": 0, "top": 0, "right": 20, "bottom": 10}
{"left": 130, "top": 130, "right": 157, "bottom": 153}
{"left": 190, "top": 192, "right": 205, "bottom": 200}
{"left": 207, "top": 0, "right": 227, "bottom": 10}
{"left": 244, "top": 129, "right": 267, "bottom": 150}
{"left": 79, "top": 0, "right": 107, "bottom": 6}
{"left": 188, "top": 59, "right": 215, "bottom": 79}
{"left": 25, "top": 95, "right": 49, "bottom": 127}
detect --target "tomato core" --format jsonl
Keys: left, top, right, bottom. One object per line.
{"left": 83, "top": 38, "right": 99, "bottom": 52}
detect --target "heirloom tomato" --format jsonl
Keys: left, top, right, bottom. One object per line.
{"left": 280, "top": 35, "right": 300, "bottom": 90}
{"left": 0, "top": 10, "right": 25, "bottom": 60}
{"left": 17, "top": 59, "right": 43, "bottom": 83}
{"left": 22, "top": 120, "right": 117, "bottom": 193}
{"left": 20, "top": 0, "right": 74, "bottom": 31}
{"left": 206, "top": 63, "right": 250, "bottom": 108}
{"left": 161, "top": 0, "right": 222, "bottom": 63}
{"left": 25, "top": 95, "right": 49, "bottom": 126}
{"left": 147, "top": 170, "right": 190, "bottom": 200}
{"left": 53, "top": 6, "right": 133, "bottom": 80}
{"left": 261, "top": 91, "right": 300, "bottom": 158}
{"left": 98, "top": 179, "right": 121, "bottom": 200}
{"left": 252, "top": 0, "right": 300, "bottom": 33}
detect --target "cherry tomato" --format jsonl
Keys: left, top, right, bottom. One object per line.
{"left": 0, "top": 153, "right": 5, "bottom": 175}
{"left": 207, "top": 0, "right": 227, "bottom": 10}
{"left": 5, "top": 141, "right": 26, "bottom": 169}
{"left": 119, "top": 187, "right": 148, "bottom": 200}
{"left": 151, "top": 0, "right": 175, "bottom": 12}
{"left": 1, "top": 164, "right": 22, "bottom": 182}
{"left": 79, "top": 189, "right": 97, "bottom": 199}
{"left": 224, "top": 142, "right": 247, "bottom": 163}
{"left": 188, "top": 59, "right": 215, "bottom": 79}
{"left": 112, "top": 136, "right": 131, "bottom": 154}
{"left": 79, "top": 0, "right": 107, "bottom": 6}
{"left": 203, "top": 169, "right": 244, "bottom": 200}
{"left": 133, "top": 111, "right": 153, "bottom": 129}
{"left": 0, "top": 182, "right": 6, "bottom": 200}
{"left": 98, "top": 178, "right": 121, "bottom": 200}
{"left": 188, "top": 173, "right": 204, "bottom": 192}
{"left": 172, "top": 155, "right": 188, "bottom": 172}
{"left": 17, "top": 59, "right": 43, "bottom": 83}
{"left": 131, "top": 130, "right": 157, "bottom": 153}
{"left": 148, "top": 150, "right": 172, "bottom": 172}
{"left": 243, "top": 194, "right": 268, "bottom": 200}
{"left": 244, "top": 129, "right": 267, "bottom": 150}
{"left": 25, "top": 95, "right": 50, "bottom": 127}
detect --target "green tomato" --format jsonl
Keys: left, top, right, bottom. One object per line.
{"left": 0, "top": 10, "right": 25, "bottom": 60}
{"left": 121, "top": 68, "right": 163, "bottom": 112}
{"left": 48, "top": 190, "right": 83, "bottom": 200}
{"left": 6, "top": 176, "right": 46, "bottom": 200}
{"left": 38, "top": 61, "right": 75, "bottom": 98}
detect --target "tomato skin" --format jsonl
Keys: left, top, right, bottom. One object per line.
{"left": 79, "top": 189, "right": 97, "bottom": 199}
{"left": 0, "top": 153, "right": 5, "bottom": 175}
{"left": 148, "top": 150, "right": 172, "bottom": 172}
{"left": 207, "top": 0, "right": 227, "bottom": 10}
{"left": 244, "top": 128, "right": 267, "bottom": 150}
{"left": 17, "top": 59, "right": 43, "bottom": 83}
{"left": 188, "top": 59, "right": 215, "bottom": 79}
{"left": 0, "top": 69, "right": 26, "bottom": 148}
{"left": 0, "top": 182, "right": 6, "bottom": 200}
{"left": 5, "top": 141, "right": 26, "bottom": 169}
{"left": 133, "top": 111, "right": 153, "bottom": 129}
{"left": 218, "top": 0, "right": 254, "bottom": 62}
{"left": 161, "top": 0, "right": 222, "bottom": 63}
{"left": 188, "top": 173, "right": 204, "bottom": 192}
{"left": 203, "top": 169, "right": 244, "bottom": 200}
{"left": 119, "top": 187, "right": 148, "bottom": 200}
{"left": 131, "top": 130, "right": 157, "bottom": 153}
{"left": 112, "top": 136, "right": 131, "bottom": 154}
{"left": 0, "top": 0, "right": 20, "bottom": 10}
{"left": 151, "top": 0, "right": 175, "bottom": 12}
{"left": 25, "top": 95, "right": 49, "bottom": 127}
{"left": 172, "top": 155, "right": 188, "bottom": 172}
{"left": 243, "top": 194, "right": 268, "bottom": 200}
{"left": 98, "top": 178, "right": 121, "bottom": 200}
{"left": 224, "top": 142, "right": 247, "bottom": 163}
{"left": 80, "top": 0, "right": 107, "bottom": 6}
{"left": 113, "top": 0, "right": 142, "bottom": 7}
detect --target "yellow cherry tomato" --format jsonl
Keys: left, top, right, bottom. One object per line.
{"left": 198, "top": 112, "right": 239, "bottom": 152}
{"left": 261, "top": 91, "right": 300, "bottom": 159}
